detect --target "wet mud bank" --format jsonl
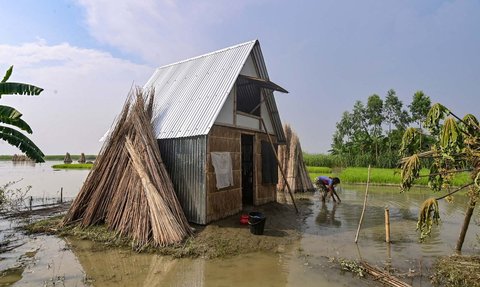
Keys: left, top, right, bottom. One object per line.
{"left": 26, "top": 200, "right": 312, "bottom": 259}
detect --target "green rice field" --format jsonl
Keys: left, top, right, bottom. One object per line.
{"left": 307, "top": 166, "right": 470, "bottom": 187}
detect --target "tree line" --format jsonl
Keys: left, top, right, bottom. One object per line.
{"left": 331, "top": 89, "right": 431, "bottom": 168}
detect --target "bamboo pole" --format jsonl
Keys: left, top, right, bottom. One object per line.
{"left": 260, "top": 118, "right": 298, "bottom": 213}
{"left": 361, "top": 261, "right": 412, "bottom": 287}
{"left": 385, "top": 207, "right": 390, "bottom": 243}
{"left": 354, "top": 165, "right": 371, "bottom": 243}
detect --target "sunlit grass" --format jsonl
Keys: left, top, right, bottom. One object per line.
{"left": 307, "top": 166, "right": 470, "bottom": 187}
{"left": 52, "top": 163, "right": 93, "bottom": 169}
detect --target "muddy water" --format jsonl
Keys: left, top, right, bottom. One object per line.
{"left": 6, "top": 187, "right": 479, "bottom": 286}
{"left": 1, "top": 161, "right": 479, "bottom": 286}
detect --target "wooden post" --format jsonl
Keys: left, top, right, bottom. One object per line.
{"left": 385, "top": 207, "right": 391, "bottom": 243}
{"left": 60, "top": 187, "right": 63, "bottom": 203}
{"left": 355, "top": 165, "right": 371, "bottom": 243}
{"left": 260, "top": 118, "right": 298, "bottom": 213}
{"left": 29, "top": 196, "right": 33, "bottom": 210}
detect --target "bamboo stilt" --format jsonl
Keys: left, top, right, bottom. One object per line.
{"left": 385, "top": 207, "right": 391, "bottom": 243}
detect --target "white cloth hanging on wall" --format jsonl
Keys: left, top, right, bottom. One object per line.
{"left": 211, "top": 152, "right": 234, "bottom": 189}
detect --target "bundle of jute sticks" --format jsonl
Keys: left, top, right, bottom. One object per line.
{"left": 63, "top": 88, "right": 192, "bottom": 247}
{"left": 277, "top": 124, "right": 315, "bottom": 197}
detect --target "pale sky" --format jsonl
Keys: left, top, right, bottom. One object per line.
{"left": 1, "top": 0, "right": 479, "bottom": 155}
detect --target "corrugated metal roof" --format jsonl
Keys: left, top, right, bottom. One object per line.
{"left": 145, "top": 40, "right": 286, "bottom": 143}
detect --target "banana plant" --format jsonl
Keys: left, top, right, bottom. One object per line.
{"left": 0, "top": 66, "right": 44, "bottom": 162}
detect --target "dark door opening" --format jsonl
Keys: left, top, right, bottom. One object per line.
{"left": 241, "top": 134, "right": 254, "bottom": 205}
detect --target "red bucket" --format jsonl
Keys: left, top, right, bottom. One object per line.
{"left": 240, "top": 214, "right": 249, "bottom": 225}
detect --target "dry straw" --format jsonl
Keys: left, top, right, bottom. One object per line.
{"left": 277, "top": 124, "right": 315, "bottom": 201}
{"left": 63, "top": 88, "right": 192, "bottom": 247}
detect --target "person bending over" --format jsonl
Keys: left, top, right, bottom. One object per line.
{"left": 315, "top": 176, "right": 341, "bottom": 203}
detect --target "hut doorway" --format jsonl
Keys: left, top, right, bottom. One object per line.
{"left": 241, "top": 134, "right": 254, "bottom": 205}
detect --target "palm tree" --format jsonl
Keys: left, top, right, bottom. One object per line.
{"left": 0, "top": 66, "right": 44, "bottom": 162}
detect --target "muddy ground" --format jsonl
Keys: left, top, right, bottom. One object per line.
{"left": 25, "top": 197, "right": 313, "bottom": 259}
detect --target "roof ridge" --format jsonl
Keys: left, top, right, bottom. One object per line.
{"left": 156, "top": 39, "right": 257, "bottom": 70}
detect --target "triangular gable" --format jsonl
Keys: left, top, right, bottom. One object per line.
{"left": 145, "top": 40, "right": 286, "bottom": 143}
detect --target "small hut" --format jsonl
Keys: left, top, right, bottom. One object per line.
{"left": 277, "top": 125, "right": 315, "bottom": 202}
{"left": 145, "top": 40, "right": 288, "bottom": 224}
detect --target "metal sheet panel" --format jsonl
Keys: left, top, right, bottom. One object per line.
{"left": 146, "top": 41, "right": 257, "bottom": 140}
{"left": 145, "top": 39, "right": 286, "bottom": 144}
{"left": 158, "top": 136, "right": 207, "bottom": 224}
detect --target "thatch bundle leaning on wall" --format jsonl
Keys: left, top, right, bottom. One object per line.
{"left": 63, "top": 88, "right": 192, "bottom": 247}
{"left": 277, "top": 125, "right": 315, "bottom": 202}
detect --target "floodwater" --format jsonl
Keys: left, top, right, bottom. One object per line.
{"left": 0, "top": 161, "right": 89, "bottom": 202}
{"left": 1, "top": 161, "right": 479, "bottom": 286}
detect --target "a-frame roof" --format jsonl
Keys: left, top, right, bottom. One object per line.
{"left": 144, "top": 40, "right": 286, "bottom": 143}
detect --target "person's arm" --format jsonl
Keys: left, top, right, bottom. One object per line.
{"left": 331, "top": 186, "right": 341, "bottom": 203}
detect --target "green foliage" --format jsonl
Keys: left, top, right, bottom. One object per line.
{"left": 0, "top": 82, "right": 44, "bottom": 97}
{"left": 440, "top": 117, "right": 461, "bottom": 151}
{"left": 417, "top": 198, "right": 440, "bottom": 241}
{"left": 0, "top": 66, "right": 44, "bottom": 162}
{"left": 400, "top": 154, "right": 421, "bottom": 190}
{"left": 400, "top": 127, "right": 419, "bottom": 156}
{"left": 0, "top": 105, "right": 32, "bottom": 133}
{"left": 400, "top": 103, "right": 479, "bottom": 246}
{"left": 424, "top": 103, "right": 447, "bottom": 135}
{"left": 302, "top": 153, "right": 340, "bottom": 167}
{"left": 1, "top": 66, "right": 13, "bottom": 82}
{"left": 331, "top": 89, "right": 425, "bottom": 168}
{"left": 409, "top": 91, "right": 431, "bottom": 126}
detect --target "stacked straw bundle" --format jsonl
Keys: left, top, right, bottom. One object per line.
{"left": 63, "top": 89, "right": 192, "bottom": 247}
{"left": 277, "top": 124, "right": 314, "bottom": 200}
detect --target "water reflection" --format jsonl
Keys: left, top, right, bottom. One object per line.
{"left": 66, "top": 238, "right": 290, "bottom": 287}
{"left": 316, "top": 202, "right": 341, "bottom": 227}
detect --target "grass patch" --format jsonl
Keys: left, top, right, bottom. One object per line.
{"left": 307, "top": 166, "right": 470, "bottom": 186}
{"left": 52, "top": 163, "right": 93, "bottom": 169}
{"left": 338, "top": 167, "right": 406, "bottom": 185}
{"left": 307, "top": 166, "right": 332, "bottom": 174}
{"left": 431, "top": 255, "right": 480, "bottom": 287}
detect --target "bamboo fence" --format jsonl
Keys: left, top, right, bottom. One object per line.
{"left": 63, "top": 89, "right": 192, "bottom": 247}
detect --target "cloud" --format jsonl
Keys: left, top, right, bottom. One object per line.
{"left": 0, "top": 40, "right": 153, "bottom": 155}
{"left": 75, "top": 0, "right": 255, "bottom": 64}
